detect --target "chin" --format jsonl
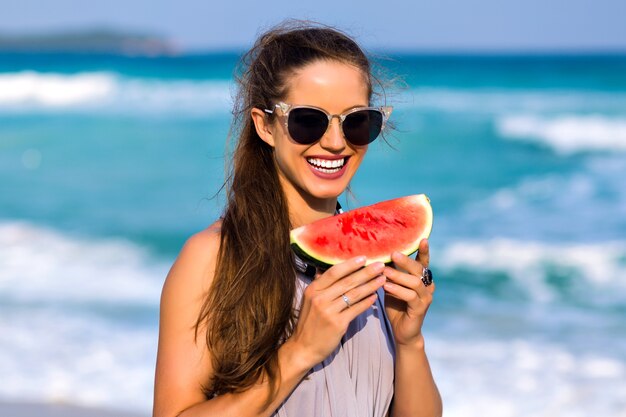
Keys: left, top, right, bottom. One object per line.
{"left": 305, "top": 183, "right": 349, "bottom": 200}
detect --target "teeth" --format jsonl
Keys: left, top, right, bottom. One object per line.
{"left": 306, "top": 157, "right": 345, "bottom": 169}
{"left": 314, "top": 166, "right": 339, "bottom": 173}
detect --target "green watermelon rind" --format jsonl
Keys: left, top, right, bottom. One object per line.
{"left": 290, "top": 194, "right": 433, "bottom": 269}
{"left": 291, "top": 241, "right": 335, "bottom": 270}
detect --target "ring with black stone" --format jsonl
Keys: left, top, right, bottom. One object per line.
{"left": 421, "top": 267, "right": 433, "bottom": 287}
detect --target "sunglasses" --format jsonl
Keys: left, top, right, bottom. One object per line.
{"left": 263, "top": 102, "right": 392, "bottom": 146}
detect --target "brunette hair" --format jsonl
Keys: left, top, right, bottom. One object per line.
{"left": 195, "top": 20, "right": 376, "bottom": 406}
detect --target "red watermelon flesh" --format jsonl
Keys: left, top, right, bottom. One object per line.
{"left": 290, "top": 194, "right": 433, "bottom": 268}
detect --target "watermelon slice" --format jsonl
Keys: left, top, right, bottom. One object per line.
{"left": 290, "top": 194, "right": 433, "bottom": 268}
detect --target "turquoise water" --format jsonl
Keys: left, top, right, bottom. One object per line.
{"left": 1, "top": 53, "right": 625, "bottom": 415}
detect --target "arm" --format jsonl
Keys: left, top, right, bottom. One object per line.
{"left": 153, "top": 227, "right": 386, "bottom": 417}
{"left": 153, "top": 227, "right": 309, "bottom": 417}
{"left": 173, "top": 340, "right": 312, "bottom": 417}
{"left": 383, "top": 239, "right": 442, "bottom": 417}
{"left": 392, "top": 337, "right": 441, "bottom": 417}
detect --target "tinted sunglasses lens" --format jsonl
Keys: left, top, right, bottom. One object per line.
{"left": 288, "top": 108, "right": 329, "bottom": 144}
{"left": 342, "top": 110, "right": 384, "bottom": 145}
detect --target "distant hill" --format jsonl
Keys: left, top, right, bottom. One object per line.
{"left": 0, "top": 29, "right": 178, "bottom": 55}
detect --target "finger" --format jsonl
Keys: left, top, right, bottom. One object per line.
{"left": 325, "top": 262, "right": 385, "bottom": 300}
{"left": 339, "top": 292, "right": 378, "bottom": 321}
{"left": 385, "top": 264, "right": 437, "bottom": 297}
{"left": 314, "top": 256, "right": 367, "bottom": 290}
{"left": 383, "top": 279, "right": 417, "bottom": 303}
{"left": 391, "top": 251, "right": 423, "bottom": 278}
{"left": 415, "top": 238, "right": 430, "bottom": 268}
{"left": 383, "top": 265, "right": 431, "bottom": 299}
{"left": 383, "top": 266, "right": 417, "bottom": 289}
{"left": 332, "top": 274, "right": 386, "bottom": 313}
{"left": 384, "top": 274, "right": 433, "bottom": 309}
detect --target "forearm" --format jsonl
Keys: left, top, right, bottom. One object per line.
{"left": 177, "top": 339, "right": 310, "bottom": 417}
{"left": 391, "top": 336, "right": 442, "bottom": 417}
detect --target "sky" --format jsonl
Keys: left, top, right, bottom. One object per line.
{"left": 1, "top": 0, "right": 626, "bottom": 52}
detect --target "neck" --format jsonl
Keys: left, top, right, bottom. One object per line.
{"left": 280, "top": 179, "right": 338, "bottom": 229}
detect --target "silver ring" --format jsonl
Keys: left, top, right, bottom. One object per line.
{"left": 421, "top": 267, "right": 433, "bottom": 287}
{"left": 342, "top": 294, "right": 351, "bottom": 308}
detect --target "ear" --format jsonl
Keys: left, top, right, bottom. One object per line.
{"left": 251, "top": 108, "right": 275, "bottom": 147}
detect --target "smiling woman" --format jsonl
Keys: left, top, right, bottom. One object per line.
{"left": 153, "top": 21, "right": 442, "bottom": 417}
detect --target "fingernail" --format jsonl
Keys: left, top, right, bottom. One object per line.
{"left": 372, "top": 262, "right": 385, "bottom": 272}
{"left": 355, "top": 256, "right": 366, "bottom": 265}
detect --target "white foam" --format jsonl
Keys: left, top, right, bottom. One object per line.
{"left": 0, "top": 71, "right": 232, "bottom": 116}
{"left": 428, "top": 337, "right": 626, "bottom": 417}
{"left": 438, "top": 238, "right": 626, "bottom": 304}
{"left": 496, "top": 114, "right": 626, "bottom": 154}
{"left": 2, "top": 220, "right": 625, "bottom": 415}
{"left": 0, "top": 220, "right": 169, "bottom": 412}
{"left": 0, "top": 71, "right": 115, "bottom": 106}
{"left": 0, "top": 309, "right": 156, "bottom": 412}
{"left": 0, "top": 221, "right": 167, "bottom": 305}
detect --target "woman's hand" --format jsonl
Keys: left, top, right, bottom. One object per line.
{"left": 383, "top": 239, "right": 434, "bottom": 347}
{"left": 286, "top": 256, "right": 386, "bottom": 369}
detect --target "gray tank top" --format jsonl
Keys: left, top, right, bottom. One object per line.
{"left": 273, "top": 272, "right": 396, "bottom": 417}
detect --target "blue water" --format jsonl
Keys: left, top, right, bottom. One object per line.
{"left": 1, "top": 53, "right": 625, "bottom": 416}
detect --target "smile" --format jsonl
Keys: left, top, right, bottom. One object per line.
{"left": 306, "top": 157, "right": 346, "bottom": 173}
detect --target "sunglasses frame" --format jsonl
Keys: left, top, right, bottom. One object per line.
{"left": 263, "top": 102, "right": 393, "bottom": 145}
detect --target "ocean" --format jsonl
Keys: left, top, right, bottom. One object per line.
{"left": 0, "top": 52, "right": 625, "bottom": 416}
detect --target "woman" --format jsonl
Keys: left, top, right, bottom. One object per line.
{"left": 153, "top": 22, "right": 442, "bottom": 417}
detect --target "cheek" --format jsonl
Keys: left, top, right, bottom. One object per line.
{"left": 350, "top": 148, "right": 368, "bottom": 168}
{"left": 273, "top": 142, "right": 304, "bottom": 175}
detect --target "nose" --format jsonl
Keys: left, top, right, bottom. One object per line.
{"left": 319, "top": 116, "right": 346, "bottom": 152}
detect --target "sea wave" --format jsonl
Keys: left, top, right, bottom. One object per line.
{"left": 1, "top": 220, "right": 625, "bottom": 415}
{"left": 0, "top": 220, "right": 165, "bottom": 411}
{"left": 0, "top": 220, "right": 166, "bottom": 306}
{"left": 0, "top": 71, "right": 232, "bottom": 116}
{"left": 0, "top": 71, "right": 114, "bottom": 106}
{"left": 496, "top": 114, "right": 626, "bottom": 154}
{"left": 431, "top": 236, "right": 626, "bottom": 417}
{"left": 4, "top": 72, "right": 626, "bottom": 119}
{"left": 437, "top": 238, "right": 626, "bottom": 305}
{"left": 459, "top": 164, "right": 626, "bottom": 242}
{"left": 399, "top": 87, "right": 626, "bottom": 114}
{"left": 429, "top": 337, "right": 626, "bottom": 417}
{"left": 0, "top": 310, "right": 156, "bottom": 412}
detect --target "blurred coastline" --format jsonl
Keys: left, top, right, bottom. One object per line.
{"left": 0, "top": 29, "right": 178, "bottom": 56}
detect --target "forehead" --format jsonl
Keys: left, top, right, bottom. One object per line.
{"left": 282, "top": 60, "right": 370, "bottom": 111}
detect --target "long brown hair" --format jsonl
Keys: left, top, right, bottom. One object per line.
{"left": 195, "top": 20, "right": 375, "bottom": 404}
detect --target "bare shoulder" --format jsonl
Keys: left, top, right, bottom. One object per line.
{"left": 164, "top": 220, "right": 222, "bottom": 294}
{"left": 158, "top": 219, "right": 222, "bottom": 344}
{"left": 154, "top": 220, "right": 222, "bottom": 416}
